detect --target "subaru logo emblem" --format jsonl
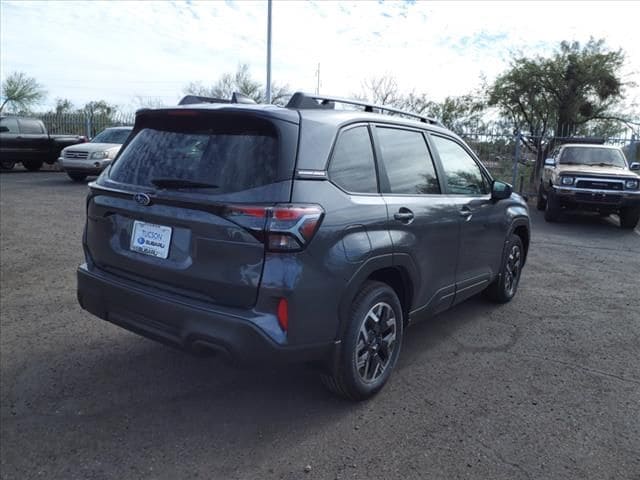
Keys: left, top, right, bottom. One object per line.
{"left": 134, "top": 193, "right": 151, "bottom": 206}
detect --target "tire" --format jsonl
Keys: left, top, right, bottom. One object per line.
{"left": 536, "top": 185, "right": 546, "bottom": 211}
{"left": 22, "top": 160, "right": 43, "bottom": 172}
{"left": 619, "top": 207, "right": 640, "bottom": 230}
{"left": 67, "top": 173, "right": 87, "bottom": 182}
{"left": 1, "top": 160, "right": 16, "bottom": 170}
{"left": 484, "top": 234, "right": 524, "bottom": 304}
{"left": 544, "top": 189, "right": 560, "bottom": 222}
{"left": 320, "top": 281, "right": 404, "bottom": 401}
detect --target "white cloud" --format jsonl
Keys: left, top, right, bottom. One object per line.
{"left": 1, "top": 0, "right": 638, "bottom": 112}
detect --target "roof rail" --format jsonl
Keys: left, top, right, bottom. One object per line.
{"left": 285, "top": 92, "right": 442, "bottom": 126}
{"left": 178, "top": 92, "right": 257, "bottom": 106}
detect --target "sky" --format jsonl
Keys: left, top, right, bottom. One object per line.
{"left": 1, "top": 0, "right": 639, "bottom": 113}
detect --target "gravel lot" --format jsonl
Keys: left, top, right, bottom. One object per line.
{"left": 1, "top": 170, "right": 639, "bottom": 480}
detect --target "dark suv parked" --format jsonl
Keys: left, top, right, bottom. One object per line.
{"left": 77, "top": 92, "right": 530, "bottom": 400}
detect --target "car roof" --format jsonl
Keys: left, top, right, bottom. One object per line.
{"left": 104, "top": 126, "right": 133, "bottom": 130}
{"left": 149, "top": 101, "right": 453, "bottom": 135}
{"left": 297, "top": 108, "right": 450, "bottom": 132}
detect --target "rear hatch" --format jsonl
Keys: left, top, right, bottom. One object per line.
{"left": 84, "top": 107, "right": 299, "bottom": 308}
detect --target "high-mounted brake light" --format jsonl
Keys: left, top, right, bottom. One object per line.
{"left": 223, "top": 204, "right": 324, "bottom": 252}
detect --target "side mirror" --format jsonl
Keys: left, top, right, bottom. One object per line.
{"left": 0, "top": 126, "right": 9, "bottom": 133}
{"left": 491, "top": 180, "right": 512, "bottom": 201}
{"left": 630, "top": 162, "right": 640, "bottom": 171}
{"left": 544, "top": 158, "right": 555, "bottom": 167}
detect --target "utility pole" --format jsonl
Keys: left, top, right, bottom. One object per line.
{"left": 315, "top": 63, "right": 321, "bottom": 94}
{"left": 512, "top": 129, "right": 521, "bottom": 187}
{"left": 266, "top": 0, "right": 272, "bottom": 103}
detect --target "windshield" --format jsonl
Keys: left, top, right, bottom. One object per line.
{"left": 109, "top": 126, "right": 279, "bottom": 193}
{"left": 560, "top": 146, "right": 627, "bottom": 168}
{"left": 91, "top": 128, "right": 132, "bottom": 144}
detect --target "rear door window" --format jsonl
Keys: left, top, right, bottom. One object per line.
{"left": 109, "top": 115, "right": 281, "bottom": 194}
{"left": 18, "top": 119, "right": 45, "bottom": 134}
{"left": 376, "top": 127, "right": 440, "bottom": 194}
{"left": 329, "top": 126, "right": 378, "bottom": 193}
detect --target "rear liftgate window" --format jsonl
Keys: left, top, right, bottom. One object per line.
{"left": 109, "top": 115, "right": 280, "bottom": 194}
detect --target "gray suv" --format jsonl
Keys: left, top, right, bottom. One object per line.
{"left": 77, "top": 92, "right": 530, "bottom": 400}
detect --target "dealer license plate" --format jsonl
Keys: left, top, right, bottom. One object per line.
{"left": 130, "top": 221, "right": 173, "bottom": 259}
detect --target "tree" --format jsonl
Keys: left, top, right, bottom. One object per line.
{"left": 81, "top": 100, "right": 117, "bottom": 118}
{"left": 360, "top": 75, "right": 401, "bottom": 106}
{"left": 184, "top": 64, "right": 291, "bottom": 105}
{"left": 489, "top": 38, "right": 635, "bottom": 179}
{"left": 358, "top": 75, "right": 486, "bottom": 134}
{"left": 423, "top": 94, "right": 486, "bottom": 134}
{"left": 79, "top": 100, "right": 119, "bottom": 137}
{"left": 132, "top": 95, "right": 166, "bottom": 109}
{"left": 0, "top": 71, "right": 47, "bottom": 113}
{"left": 53, "top": 98, "right": 74, "bottom": 115}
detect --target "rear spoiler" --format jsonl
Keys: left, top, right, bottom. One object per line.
{"left": 178, "top": 93, "right": 257, "bottom": 106}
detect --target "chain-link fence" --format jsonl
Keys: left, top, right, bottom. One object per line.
{"left": 29, "top": 112, "right": 136, "bottom": 138}
{"left": 5, "top": 112, "right": 638, "bottom": 189}
{"left": 457, "top": 125, "right": 638, "bottom": 195}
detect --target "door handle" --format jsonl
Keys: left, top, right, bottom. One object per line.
{"left": 460, "top": 206, "right": 473, "bottom": 220}
{"left": 394, "top": 208, "right": 414, "bottom": 223}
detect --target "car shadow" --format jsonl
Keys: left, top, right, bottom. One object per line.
{"left": 530, "top": 207, "right": 640, "bottom": 237}
{"left": 9, "top": 292, "right": 488, "bottom": 423}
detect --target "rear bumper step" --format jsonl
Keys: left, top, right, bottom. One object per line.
{"left": 77, "top": 264, "right": 334, "bottom": 364}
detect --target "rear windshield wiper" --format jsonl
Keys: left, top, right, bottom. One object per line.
{"left": 151, "top": 178, "right": 219, "bottom": 190}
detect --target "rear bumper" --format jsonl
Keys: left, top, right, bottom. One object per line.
{"left": 553, "top": 186, "right": 640, "bottom": 210}
{"left": 77, "top": 264, "right": 335, "bottom": 364}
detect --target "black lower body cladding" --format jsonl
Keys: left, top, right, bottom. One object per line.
{"left": 77, "top": 264, "right": 335, "bottom": 364}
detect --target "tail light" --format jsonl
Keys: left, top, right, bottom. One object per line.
{"left": 223, "top": 204, "right": 324, "bottom": 252}
{"left": 277, "top": 298, "right": 289, "bottom": 332}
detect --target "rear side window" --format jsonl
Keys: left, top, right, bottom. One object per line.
{"left": 329, "top": 126, "right": 378, "bottom": 193}
{"left": 431, "top": 135, "right": 489, "bottom": 195}
{"left": 109, "top": 115, "right": 280, "bottom": 194}
{"left": 376, "top": 127, "right": 440, "bottom": 194}
{"left": 0, "top": 117, "right": 19, "bottom": 133}
{"left": 18, "top": 119, "right": 44, "bottom": 134}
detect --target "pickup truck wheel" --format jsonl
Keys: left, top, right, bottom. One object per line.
{"left": 22, "top": 160, "right": 43, "bottom": 172}
{"left": 619, "top": 207, "right": 640, "bottom": 229}
{"left": 320, "top": 281, "right": 403, "bottom": 401}
{"left": 544, "top": 190, "right": 560, "bottom": 222}
{"left": 67, "top": 173, "right": 87, "bottom": 182}
{"left": 536, "top": 186, "right": 546, "bottom": 211}
{"left": 484, "top": 234, "right": 524, "bottom": 304}
{"left": 1, "top": 160, "right": 16, "bottom": 170}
